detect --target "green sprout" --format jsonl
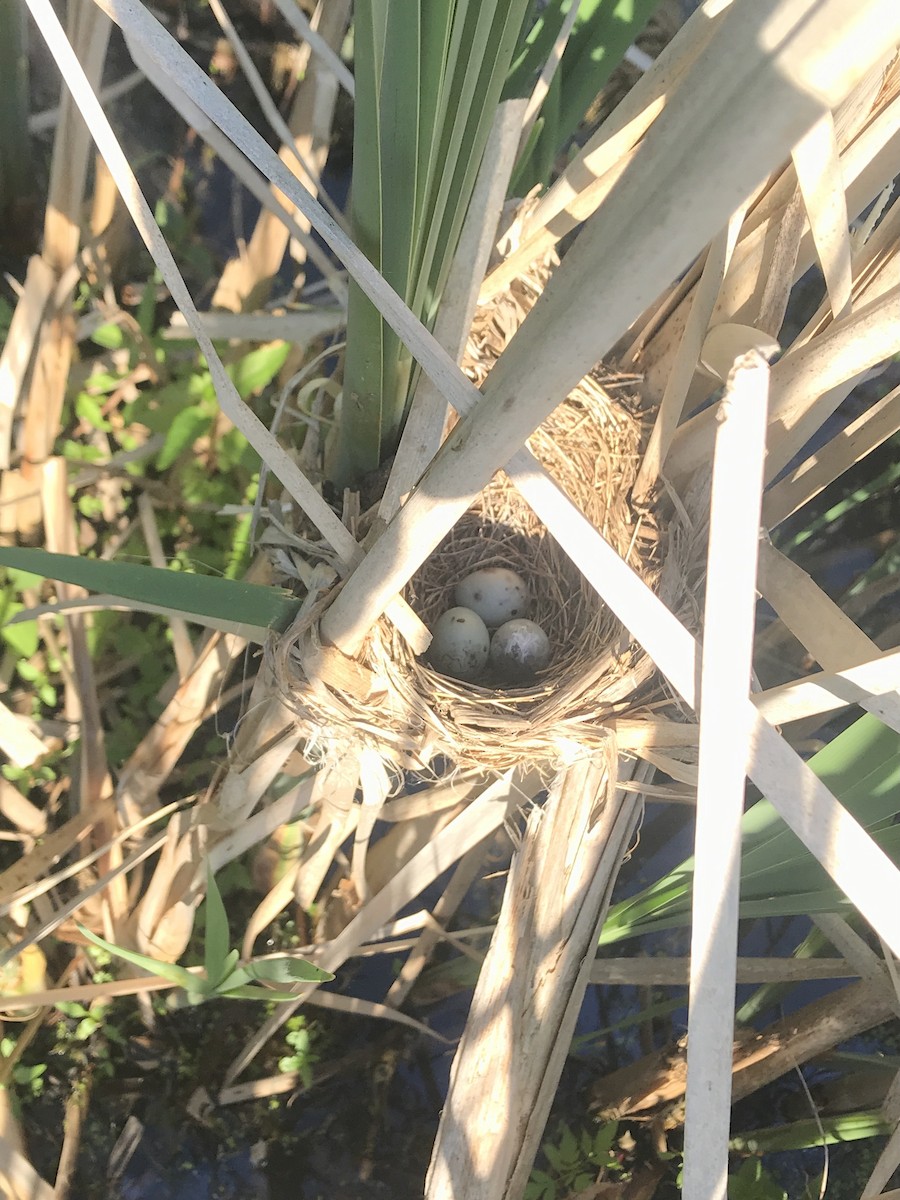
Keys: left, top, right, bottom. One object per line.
{"left": 77, "top": 864, "right": 333, "bottom": 1007}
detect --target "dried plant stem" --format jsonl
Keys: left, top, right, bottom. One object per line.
{"left": 763, "top": 378, "right": 900, "bottom": 526}
{"left": 53, "top": 1076, "right": 92, "bottom": 1200}
{"left": 757, "top": 538, "right": 900, "bottom": 733}
{"left": 632, "top": 208, "right": 743, "bottom": 502}
{"left": 591, "top": 978, "right": 898, "bottom": 1122}
{"left": 682, "top": 354, "right": 769, "bottom": 1200}
{"left": 755, "top": 645, "right": 900, "bottom": 726}
{"left": 591, "top": 957, "right": 859, "bottom": 986}
{"left": 426, "top": 743, "right": 638, "bottom": 1200}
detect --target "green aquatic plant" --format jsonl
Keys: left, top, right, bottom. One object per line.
{"left": 78, "top": 865, "right": 332, "bottom": 1007}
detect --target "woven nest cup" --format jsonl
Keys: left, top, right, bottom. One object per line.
{"left": 275, "top": 277, "right": 669, "bottom": 776}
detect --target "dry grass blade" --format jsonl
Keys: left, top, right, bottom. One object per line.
{"left": 349, "top": 748, "right": 391, "bottom": 904}
{"left": 0, "top": 963, "right": 294, "bottom": 1014}
{"left": 0, "top": 804, "right": 111, "bottom": 911}
{"left": 591, "top": 958, "right": 859, "bottom": 986}
{"left": 0, "top": 830, "right": 167, "bottom": 969}
{"left": 7, "top": 4, "right": 111, "bottom": 540}
{"left": 384, "top": 846, "right": 489, "bottom": 1009}
{"left": 0, "top": 1128, "right": 55, "bottom": 1200}
{"left": 757, "top": 538, "right": 900, "bottom": 732}
{"left": 301, "top": 989, "right": 446, "bottom": 1042}
{"left": 755, "top": 646, "right": 900, "bottom": 726}
{"left": 207, "top": 773, "right": 316, "bottom": 878}
{"left": 518, "top": 0, "right": 581, "bottom": 150}
{"left": 0, "top": 779, "right": 46, "bottom": 839}
{"left": 293, "top": 756, "right": 358, "bottom": 911}
{"left": 632, "top": 205, "right": 745, "bottom": 502}
{"left": 792, "top": 112, "right": 852, "bottom": 318}
{"left": 266, "top": 0, "right": 355, "bottom": 97}
{"left": 863, "top": 1123, "right": 900, "bottom": 1197}
{"left": 125, "top": 35, "right": 347, "bottom": 304}
{"left": 682, "top": 354, "right": 769, "bottom": 1200}
{"left": 762, "top": 377, "right": 900, "bottom": 526}
{"left": 115, "top": 628, "right": 247, "bottom": 822}
{"left": 209, "top": 663, "right": 306, "bottom": 830}
{"left": 162, "top": 311, "right": 344, "bottom": 343}
{"left": 0, "top": 256, "right": 55, "bottom": 470}
{"left": 813, "top": 912, "right": 900, "bottom": 1011}
{"left": 0, "top": 800, "right": 181, "bottom": 918}
{"left": 240, "top": 867, "right": 299, "bottom": 966}
{"left": 205, "top": 0, "right": 345, "bottom": 230}
{"left": 212, "top": 0, "right": 351, "bottom": 312}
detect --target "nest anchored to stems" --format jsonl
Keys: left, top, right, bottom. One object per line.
{"left": 273, "top": 277, "right": 681, "bottom": 775}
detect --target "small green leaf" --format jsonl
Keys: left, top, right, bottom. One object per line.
{"left": 286, "top": 1027, "right": 310, "bottom": 1052}
{"left": 558, "top": 1124, "right": 578, "bottom": 1162}
{"left": 83, "top": 370, "right": 121, "bottom": 395}
{"left": 218, "top": 983, "right": 312, "bottom": 1002}
{"left": 235, "top": 957, "right": 334, "bottom": 985}
{"left": 0, "top": 605, "right": 38, "bottom": 658}
{"left": 75, "top": 1016, "right": 100, "bottom": 1040}
{"left": 592, "top": 1122, "right": 618, "bottom": 1161}
{"left": 90, "top": 322, "right": 124, "bottom": 349}
{"left": 227, "top": 342, "right": 290, "bottom": 399}
{"left": 203, "top": 865, "right": 232, "bottom": 985}
{"left": 157, "top": 404, "right": 211, "bottom": 470}
{"left": 75, "top": 392, "right": 112, "bottom": 432}
{"left": 544, "top": 1145, "right": 563, "bottom": 1172}
{"left": 77, "top": 923, "right": 201, "bottom": 993}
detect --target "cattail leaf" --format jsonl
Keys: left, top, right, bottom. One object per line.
{"left": 0, "top": 548, "right": 299, "bottom": 632}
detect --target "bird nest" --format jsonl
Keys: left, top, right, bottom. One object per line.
{"left": 271, "top": 271, "right": 681, "bottom": 776}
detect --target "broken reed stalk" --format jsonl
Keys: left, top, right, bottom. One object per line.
{"left": 426, "top": 743, "right": 641, "bottom": 1200}
{"left": 590, "top": 975, "right": 900, "bottom": 1124}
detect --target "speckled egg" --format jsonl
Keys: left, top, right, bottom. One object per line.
{"left": 454, "top": 567, "right": 530, "bottom": 629}
{"left": 489, "top": 618, "right": 551, "bottom": 682}
{"left": 429, "top": 607, "right": 491, "bottom": 682}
